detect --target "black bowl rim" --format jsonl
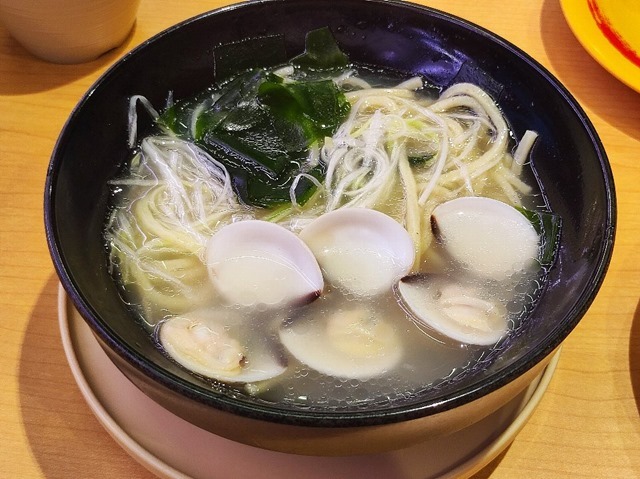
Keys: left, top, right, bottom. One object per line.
{"left": 45, "top": 0, "right": 617, "bottom": 427}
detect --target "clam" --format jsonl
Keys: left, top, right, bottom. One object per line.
{"left": 279, "top": 305, "right": 402, "bottom": 380}
{"left": 397, "top": 275, "right": 508, "bottom": 345}
{"left": 205, "top": 220, "right": 323, "bottom": 307}
{"left": 431, "top": 197, "right": 539, "bottom": 281}
{"left": 299, "top": 208, "right": 415, "bottom": 297}
{"left": 158, "top": 309, "right": 287, "bottom": 383}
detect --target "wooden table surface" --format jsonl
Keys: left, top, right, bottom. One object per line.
{"left": 2, "top": 0, "right": 639, "bottom": 477}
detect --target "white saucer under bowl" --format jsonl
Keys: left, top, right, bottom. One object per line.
{"left": 58, "top": 284, "right": 560, "bottom": 479}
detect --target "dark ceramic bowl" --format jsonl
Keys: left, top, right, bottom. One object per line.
{"left": 45, "top": 0, "right": 615, "bottom": 455}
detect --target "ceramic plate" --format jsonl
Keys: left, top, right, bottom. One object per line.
{"left": 58, "top": 285, "right": 561, "bottom": 479}
{"left": 561, "top": 0, "right": 640, "bottom": 92}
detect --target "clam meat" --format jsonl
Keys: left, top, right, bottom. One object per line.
{"left": 158, "top": 310, "right": 287, "bottom": 383}
{"left": 279, "top": 305, "right": 403, "bottom": 380}
{"left": 398, "top": 275, "right": 509, "bottom": 345}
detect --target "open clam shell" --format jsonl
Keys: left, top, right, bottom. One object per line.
{"left": 431, "top": 197, "right": 540, "bottom": 281}
{"left": 158, "top": 309, "right": 288, "bottom": 383}
{"left": 279, "top": 304, "right": 403, "bottom": 380}
{"left": 205, "top": 220, "right": 324, "bottom": 308}
{"left": 299, "top": 208, "right": 415, "bottom": 297}
{"left": 397, "top": 275, "right": 509, "bottom": 346}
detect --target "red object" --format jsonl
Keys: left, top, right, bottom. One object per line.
{"left": 588, "top": 0, "right": 640, "bottom": 68}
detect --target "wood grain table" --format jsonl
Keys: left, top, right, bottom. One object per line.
{"left": 2, "top": 1, "right": 639, "bottom": 477}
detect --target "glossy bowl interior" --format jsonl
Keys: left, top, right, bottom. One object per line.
{"left": 45, "top": 0, "right": 615, "bottom": 454}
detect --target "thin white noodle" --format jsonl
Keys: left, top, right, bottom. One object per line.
{"left": 512, "top": 129, "right": 539, "bottom": 175}
{"left": 128, "top": 95, "right": 160, "bottom": 148}
{"left": 290, "top": 173, "right": 324, "bottom": 208}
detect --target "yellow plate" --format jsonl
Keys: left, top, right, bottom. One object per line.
{"left": 561, "top": 0, "right": 640, "bottom": 92}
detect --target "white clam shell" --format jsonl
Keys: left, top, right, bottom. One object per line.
{"left": 431, "top": 197, "right": 539, "bottom": 281}
{"left": 205, "top": 220, "right": 323, "bottom": 307}
{"left": 279, "top": 305, "right": 402, "bottom": 380}
{"left": 158, "top": 310, "right": 287, "bottom": 383}
{"left": 299, "top": 208, "right": 415, "bottom": 297}
{"left": 398, "top": 276, "right": 508, "bottom": 345}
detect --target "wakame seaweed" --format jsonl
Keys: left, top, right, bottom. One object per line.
{"left": 290, "top": 27, "right": 349, "bottom": 70}
{"left": 158, "top": 27, "right": 351, "bottom": 207}
{"left": 517, "top": 207, "right": 562, "bottom": 267}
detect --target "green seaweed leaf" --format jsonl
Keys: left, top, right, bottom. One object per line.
{"left": 291, "top": 27, "right": 349, "bottom": 71}
{"left": 517, "top": 207, "right": 562, "bottom": 267}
